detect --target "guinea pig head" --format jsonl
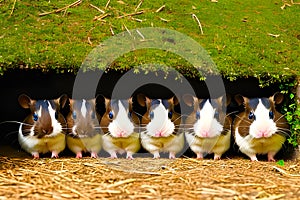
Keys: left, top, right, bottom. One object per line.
{"left": 137, "top": 94, "right": 180, "bottom": 137}
{"left": 235, "top": 92, "right": 289, "bottom": 138}
{"left": 67, "top": 99, "right": 100, "bottom": 138}
{"left": 183, "top": 94, "right": 230, "bottom": 138}
{"left": 97, "top": 95, "right": 138, "bottom": 138}
{"left": 18, "top": 94, "right": 68, "bottom": 138}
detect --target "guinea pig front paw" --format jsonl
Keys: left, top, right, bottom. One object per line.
{"left": 91, "top": 152, "right": 98, "bottom": 158}
{"left": 214, "top": 154, "right": 221, "bottom": 160}
{"left": 32, "top": 152, "right": 40, "bottom": 159}
{"left": 249, "top": 155, "right": 258, "bottom": 162}
{"left": 267, "top": 152, "right": 276, "bottom": 162}
{"left": 153, "top": 152, "right": 160, "bottom": 159}
{"left": 51, "top": 152, "right": 60, "bottom": 158}
{"left": 196, "top": 153, "right": 204, "bottom": 160}
{"left": 169, "top": 152, "right": 176, "bottom": 159}
{"left": 76, "top": 152, "right": 83, "bottom": 158}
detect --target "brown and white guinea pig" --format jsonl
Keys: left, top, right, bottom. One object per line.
{"left": 137, "top": 94, "right": 184, "bottom": 159}
{"left": 183, "top": 95, "right": 232, "bottom": 160}
{"left": 233, "top": 92, "right": 289, "bottom": 161}
{"left": 97, "top": 95, "right": 140, "bottom": 159}
{"left": 65, "top": 99, "right": 102, "bottom": 158}
{"left": 18, "top": 94, "right": 68, "bottom": 159}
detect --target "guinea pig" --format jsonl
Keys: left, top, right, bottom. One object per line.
{"left": 18, "top": 94, "right": 68, "bottom": 159}
{"left": 233, "top": 92, "right": 289, "bottom": 161}
{"left": 183, "top": 95, "right": 232, "bottom": 160}
{"left": 65, "top": 99, "right": 102, "bottom": 158}
{"left": 97, "top": 95, "right": 140, "bottom": 159}
{"left": 137, "top": 94, "right": 184, "bottom": 159}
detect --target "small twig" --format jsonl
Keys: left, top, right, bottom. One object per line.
{"left": 192, "top": 13, "right": 204, "bottom": 34}
{"left": 159, "top": 17, "right": 170, "bottom": 22}
{"left": 291, "top": 0, "right": 300, "bottom": 4}
{"left": 88, "top": 37, "right": 92, "bottom": 45}
{"left": 105, "top": 0, "right": 111, "bottom": 10}
{"left": 268, "top": 33, "right": 280, "bottom": 38}
{"left": 117, "top": 11, "right": 144, "bottom": 19}
{"left": 123, "top": 24, "right": 131, "bottom": 35}
{"left": 93, "top": 13, "right": 110, "bottom": 21}
{"left": 131, "top": 17, "right": 143, "bottom": 22}
{"left": 156, "top": 5, "right": 165, "bottom": 13}
{"left": 135, "top": 0, "right": 143, "bottom": 12}
{"left": 136, "top": 30, "right": 145, "bottom": 40}
{"left": 106, "top": 179, "right": 136, "bottom": 189}
{"left": 89, "top": 4, "right": 105, "bottom": 14}
{"left": 273, "top": 166, "right": 300, "bottom": 177}
{"left": 9, "top": 0, "right": 17, "bottom": 16}
{"left": 39, "top": 0, "right": 81, "bottom": 16}
{"left": 109, "top": 26, "right": 114, "bottom": 36}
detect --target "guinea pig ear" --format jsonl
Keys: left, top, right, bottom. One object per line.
{"left": 182, "top": 94, "right": 196, "bottom": 107}
{"left": 58, "top": 94, "right": 68, "bottom": 109}
{"left": 172, "top": 96, "right": 179, "bottom": 106}
{"left": 272, "top": 92, "right": 284, "bottom": 105}
{"left": 225, "top": 94, "right": 231, "bottom": 106}
{"left": 136, "top": 93, "right": 149, "bottom": 107}
{"left": 234, "top": 94, "right": 245, "bottom": 106}
{"left": 18, "top": 94, "right": 33, "bottom": 109}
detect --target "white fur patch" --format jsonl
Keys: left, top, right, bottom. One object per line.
{"left": 194, "top": 101, "right": 223, "bottom": 138}
{"left": 146, "top": 101, "right": 175, "bottom": 137}
{"left": 47, "top": 101, "right": 63, "bottom": 137}
{"left": 108, "top": 101, "right": 134, "bottom": 137}
{"left": 249, "top": 100, "right": 277, "bottom": 138}
{"left": 81, "top": 99, "right": 87, "bottom": 118}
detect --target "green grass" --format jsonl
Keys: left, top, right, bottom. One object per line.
{"left": 0, "top": 0, "right": 299, "bottom": 83}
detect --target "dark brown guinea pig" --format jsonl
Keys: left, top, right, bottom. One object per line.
{"left": 97, "top": 95, "right": 140, "bottom": 159}
{"left": 65, "top": 99, "right": 102, "bottom": 158}
{"left": 233, "top": 92, "right": 289, "bottom": 161}
{"left": 18, "top": 94, "right": 68, "bottom": 159}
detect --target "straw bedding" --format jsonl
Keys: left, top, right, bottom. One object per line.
{"left": 0, "top": 147, "right": 299, "bottom": 199}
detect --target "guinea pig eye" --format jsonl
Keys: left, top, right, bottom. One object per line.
{"left": 91, "top": 112, "right": 96, "bottom": 119}
{"left": 72, "top": 111, "right": 77, "bottom": 119}
{"left": 33, "top": 113, "right": 38, "bottom": 121}
{"left": 55, "top": 112, "right": 58, "bottom": 119}
{"left": 108, "top": 111, "right": 114, "bottom": 119}
{"left": 214, "top": 111, "right": 219, "bottom": 119}
{"left": 196, "top": 111, "right": 200, "bottom": 120}
{"left": 248, "top": 112, "right": 256, "bottom": 120}
{"left": 168, "top": 111, "right": 173, "bottom": 119}
{"left": 269, "top": 111, "right": 274, "bottom": 119}
{"left": 149, "top": 111, "right": 154, "bottom": 120}
{"left": 128, "top": 112, "right": 132, "bottom": 119}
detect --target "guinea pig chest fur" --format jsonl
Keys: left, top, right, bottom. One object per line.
{"left": 183, "top": 95, "right": 232, "bottom": 160}
{"left": 18, "top": 94, "right": 68, "bottom": 159}
{"left": 137, "top": 94, "right": 184, "bottom": 159}
{"left": 98, "top": 95, "right": 140, "bottom": 159}
{"left": 233, "top": 93, "right": 289, "bottom": 161}
{"left": 66, "top": 99, "right": 102, "bottom": 158}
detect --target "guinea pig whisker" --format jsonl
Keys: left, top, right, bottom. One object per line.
{"left": 226, "top": 111, "right": 240, "bottom": 116}
{"left": 234, "top": 115, "right": 252, "bottom": 125}
{"left": 274, "top": 112, "right": 287, "bottom": 121}
{"left": 0, "top": 121, "right": 35, "bottom": 127}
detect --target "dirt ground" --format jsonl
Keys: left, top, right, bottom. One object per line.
{"left": 0, "top": 146, "right": 299, "bottom": 200}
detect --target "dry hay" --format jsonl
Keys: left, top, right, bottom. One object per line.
{"left": 0, "top": 146, "right": 300, "bottom": 200}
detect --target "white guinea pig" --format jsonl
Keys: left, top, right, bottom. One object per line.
{"left": 233, "top": 92, "right": 289, "bottom": 161}
{"left": 66, "top": 98, "right": 102, "bottom": 158}
{"left": 18, "top": 94, "right": 68, "bottom": 159}
{"left": 183, "top": 94, "right": 232, "bottom": 160}
{"left": 137, "top": 94, "right": 184, "bottom": 159}
{"left": 98, "top": 95, "right": 140, "bottom": 159}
